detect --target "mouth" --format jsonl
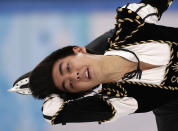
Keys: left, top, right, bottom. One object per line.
{"left": 85, "top": 68, "right": 91, "bottom": 79}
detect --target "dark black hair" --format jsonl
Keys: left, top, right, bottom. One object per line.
{"left": 29, "top": 46, "right": 98, "bottom": 100}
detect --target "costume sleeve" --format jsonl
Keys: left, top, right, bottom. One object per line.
{"left": 122, "top": 3, "right": 158, "bottom": 24}
{"left": 140, "top": 0, "right": 174, "bottom": 19}
{"left": 108, "top": 1, "right": 174, "bottom": 50}
{"left": 107, "top": 5, "right": 145, "bottom": 49}
{"left": 86, "top": 2, "right": 160, "bottom": 54}
{"left": 108, "top": 97, "right": 138, "bottom": 122}
{"left": 85, "top": 1, "right": 164, "bottom": 54}
{"left": 42, "top": 94, "right": 64, "bottom": 124}
{"left": 85, "top": 29, "right": 115, "bottom": 55}
{"left": 101, "top": 82, "right": 178, "bottom": 113}
{"left": 42, "top": 95, "right": 116, "bottom": 125}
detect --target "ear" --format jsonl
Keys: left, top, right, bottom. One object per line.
{"left": 73, "top": 46, "right": 87, "bottom": 54}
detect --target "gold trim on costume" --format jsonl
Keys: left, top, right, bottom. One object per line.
{"left": 51, "top": 102, "right": 66, "bottom": 125}
{"left": 100, "top": 97, "right": 116, "bottom": 123}
{"left": 172, "top": 62, "right": 178, "bottom": 72}
{"left": 107, "top": 39, "right": 178, "bottom": 91}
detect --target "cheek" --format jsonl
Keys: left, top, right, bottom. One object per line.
{"left": 74, "top": 81, "right": 96, "bottom": 92}
{"left": 71, "top": 57, "right": 88, "bottom": 68}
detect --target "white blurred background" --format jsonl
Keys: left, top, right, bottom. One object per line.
{"left": 0, "top": 0, "right": 178, "bottom": 131}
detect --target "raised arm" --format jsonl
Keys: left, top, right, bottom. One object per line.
{"left": 107, "top": 0, "right": 174, "bottom": 50}
{"left": 86, "top": 0, "right": 174, "bottom": 53}
{"left": 124, "top": 0, "right": 174, "bottom": 23}
{"left": 42, "top": 93, "right": 140, "bottom": 125}
{"left": 42, "top": 94, "right": 115, "bottom": 125}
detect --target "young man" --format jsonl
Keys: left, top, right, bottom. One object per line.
{"left": 10, "top": 0, "right": 178, "bottom": 131}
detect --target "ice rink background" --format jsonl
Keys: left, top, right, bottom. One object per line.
{"left": 0, "top": 0, "right": 178, "bottom": 131}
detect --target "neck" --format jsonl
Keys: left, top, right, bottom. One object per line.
{"left": 99, "top": 55, "right": 137, "bottom": 83}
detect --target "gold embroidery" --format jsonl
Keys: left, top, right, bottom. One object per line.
{"left": 118, "top": 8, "right": 123, "bottom": 12}
{"left": 116, "top": 94, "right": 120, "bottom": 97}
{"left": 135, "top": 19, "right": 141, "bottom": 24}
{"left": 114, "top": 22, "right": 118, "bottom": 26}
{"left": 115, "top": 36, "right": 120, "bottom": 41}
{"left": 171, "top": 76, "right": 178, "bottom": 84}
{"left": 118, "top": 19, "right": 124, "bottom": 23}
{"left": 51, "top": 102, "right": 66, "bottom": 125}
{"left": 116, "top": 40, "right": 177, "bottom": 87}
{"left": 112, "top": 38, "right": 177, "bottom": 90}
{"left": 108, "top": 6, "right": 177, "bottom": 89}
{"left": 107, "top": 92, "right": 111, "bottom": 95}
{"left": 108, "top": 7, "right": 145, "bottom": 48}
{"left": 128, "top": 10, "right": 132, "bottom": 14}
{"left": 161, "top": 44, "right": 174, "bottom": 85}
{"left": 136, "top": 15, "right": 140, "bottom": 20}
{"left": 120, "top": 81, "right": 178, "bottom": 91}
{"left": 124, "top": 18, "right": 134, "bottom": 22}
{"left": 116, "top": 28, "right": 122, "bottom": 35}
{"left": 100, "top": 97, "right": 116, "bottom": 122}
{"left": 172, "top": 62, "right": 178, "bottom": 72}
{"left": 114, "top": 14, "right": 117, "bottom": 19}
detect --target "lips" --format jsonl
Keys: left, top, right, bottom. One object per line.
{"left": 85, "top": 69, "right": 89, "bottom": 78}
{"left": 85, "top": 68, "right": 91, "bottom": 79}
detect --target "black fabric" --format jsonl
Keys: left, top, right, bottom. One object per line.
{"left": 153, "top": 99, "right": 178, "bottom": 131}
{"left": 85, "top": 29, "right": 115, "bottom": 54}
{"left": 125, "top": 3, "right": 130, "bottom": 9}
{"left": 102, "top": 1, "right": 178, "bottom": 114}
{"left": 102, "top": 82, "right": 178, "bottom": 113}
{"left": 140, "top": 0, "right": 174, "bottom": 18}
{"left": 43, "top": 114, "right": 52, "bottom": 120}
{"left": 109, "top": 7, "right": 144, "bottom": 45}
{"left": 162, "top": 43, "right": 177, "bottom": 87}
{"left": 53, "top": 95, "right": 114, "bottom": 124}
{"left": 125, "top": 83, "right": 178, "bottom": 113}
{"left": 123, "top": 23, "right": 178, "bottom": 44}
{"left": 86, "top": 2, "right": 178, "bottom": 129}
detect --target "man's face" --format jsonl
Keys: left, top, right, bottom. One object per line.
{"left": 52, "top": 47, "right": 103, "bottom": 93}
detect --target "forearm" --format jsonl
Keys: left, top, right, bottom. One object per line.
{"left": 42, "top": 95, "right": 115, "bottom": 125}
{"left": 101, "top": 82, "right": 178, "bottom": 113}
{"left": 85, "top": 0, "right": 173, "bottom": 54}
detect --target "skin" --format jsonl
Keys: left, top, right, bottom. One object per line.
{"left": 52, "top": 46, "right": 159, "bottom": 93}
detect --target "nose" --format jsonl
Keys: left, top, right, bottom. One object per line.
{"left": 76, "top": 72, "right": 80, "bottom": 80}
{"left": 68, "top": 72, "right": 80, "bottom": 81}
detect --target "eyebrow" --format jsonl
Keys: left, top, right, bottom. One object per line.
{"left": 59, "top": 62, "right": 73, "bottom": 92}
{"left": 59, "top": 62, "right": 63, "bottom": 76}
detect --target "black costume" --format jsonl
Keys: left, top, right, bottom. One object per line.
{"left": 86, "top": 1, "right": 178, "bottom": 131}
{"left": 11, "top": 0, "right": 177, "bottom": 131}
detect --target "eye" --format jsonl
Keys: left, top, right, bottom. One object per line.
{"left": 66, "top": 63, "right": 70, "bottom": 72}
{"left": 70, "top": 80, "right": 74, "bottom": 89}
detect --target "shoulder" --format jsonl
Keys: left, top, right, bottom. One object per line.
{"left": 42, "top": 94, "right": 64, "bottom": 124}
